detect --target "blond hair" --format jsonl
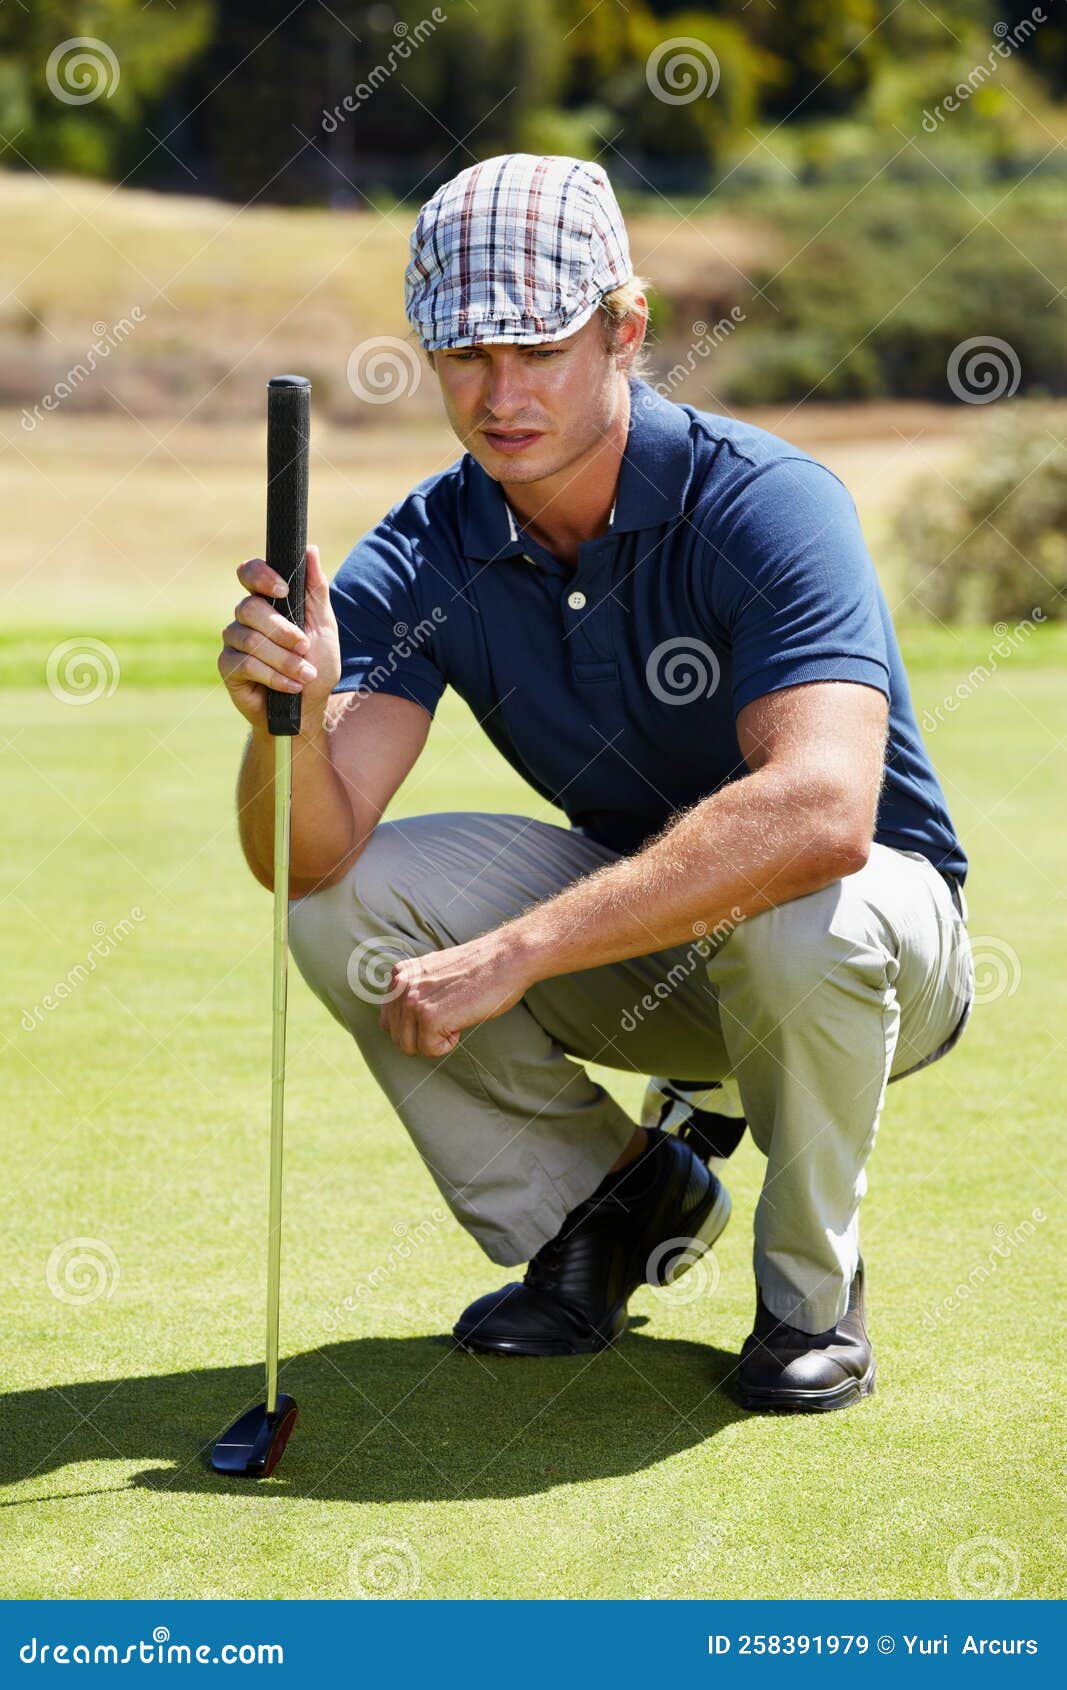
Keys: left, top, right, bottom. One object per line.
{"left": 598, "top": 273, "right": 652, "bottom": 377}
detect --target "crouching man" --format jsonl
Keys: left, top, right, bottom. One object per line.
{"left": 218, "top": 154, "right": 973, "bottom": 1412}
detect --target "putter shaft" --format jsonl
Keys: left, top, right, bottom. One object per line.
{"left": 266, "top": 732, "right": 292, "bottom": 1417}
{"left": 212, "top": 375, "right": 308, "bottom": 1479}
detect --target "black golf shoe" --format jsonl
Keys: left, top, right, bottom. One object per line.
{"left": 452, "top": 1127, "right": 731, "bottom": 1357}
{"left": 737, "top": 1260, "right": 875, "bottom": 1413}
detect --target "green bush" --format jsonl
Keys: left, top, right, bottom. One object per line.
{"left": 892, "top": 410, "right": 1067, "bottom": 623}
{"left": 721, "top": 186, "right": 1067, "bottom": 405}
{"left": 720, "top": 331, "right": 884, "bottom": 403}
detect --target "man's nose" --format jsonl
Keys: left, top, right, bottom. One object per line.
{"left": 483, "top": 360, "right": 531, "bottom": 420}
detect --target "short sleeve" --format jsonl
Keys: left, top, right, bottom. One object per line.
{"left": 329, "top": 522, "right": 446, "bottom": 716}
{"left": 703, "top": 458, "right": 890, "bottom": 716}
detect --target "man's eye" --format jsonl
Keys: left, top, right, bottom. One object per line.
{"left": 531, "top": 348, "right": 562, "bottom": 360}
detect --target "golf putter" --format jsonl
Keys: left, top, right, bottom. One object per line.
{"left": 212, "top": 375, "right": 310, "bottom": 1478}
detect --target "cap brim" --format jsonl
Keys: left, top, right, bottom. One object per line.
{"left": 418, "top": 293, "right": 611, "bottom": 353}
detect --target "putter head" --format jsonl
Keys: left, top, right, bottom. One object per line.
{"left": 211, "top": 1395, "right": 298, "bottom": 1478}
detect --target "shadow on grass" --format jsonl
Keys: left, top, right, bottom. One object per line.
{"left": 2, "top": 1319, "right": 746, "bottom": 1505}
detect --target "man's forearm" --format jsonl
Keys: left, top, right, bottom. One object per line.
{"left": 505, "top": 764, "right": 870, "bottom": 986}
{"left": 377, "top": 682, "right": 887, "bottom": 1060}
{"left": 237, "top": 710, "right": 357, "bottom": 896}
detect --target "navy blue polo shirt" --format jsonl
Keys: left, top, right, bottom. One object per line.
{"left": 330, "top": 377, "right": 966, "bottom": 881}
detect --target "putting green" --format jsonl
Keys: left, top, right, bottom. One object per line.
{"left": 1, "top": 628, "right": 1063, "bottom": 1599}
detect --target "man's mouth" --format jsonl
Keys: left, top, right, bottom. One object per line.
{"left": 481, "top": 428, "right": 544, "bottom": 455}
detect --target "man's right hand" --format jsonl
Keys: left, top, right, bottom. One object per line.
{"left": 218, "top": 543, "right": 341, "bottom": 730}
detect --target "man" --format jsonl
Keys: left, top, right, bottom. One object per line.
{"left": 219, "top": 154, "right": 973, "bottom": 1413}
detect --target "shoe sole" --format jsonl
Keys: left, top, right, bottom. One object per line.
{"left": 452, "top": 1329, "right": 619, "bottom": 1358}
{"left": 737, "top": 1359, "right": 877, "bottom": 1414}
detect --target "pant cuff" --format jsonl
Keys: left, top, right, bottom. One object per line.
{"left": 461, "top": 1126, "right": 633, "bottom": 1268}
{"left": 756, "top": 1253, "right": 852, "bottom": 1335}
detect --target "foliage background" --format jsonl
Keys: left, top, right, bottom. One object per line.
{"left": 3, "top": 2, "right": 1066, "bottom": 196}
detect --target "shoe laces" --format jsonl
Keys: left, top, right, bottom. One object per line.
{"left": 524, "top": 1190, "right": 619, "bottom": 1289}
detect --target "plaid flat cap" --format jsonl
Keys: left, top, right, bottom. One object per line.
{"left": 404, "top": 153, "right": 633, "bottom": 351}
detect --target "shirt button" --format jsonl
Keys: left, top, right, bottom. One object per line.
{"left": 567, "top": 590, "right": 587, "bottom": 610}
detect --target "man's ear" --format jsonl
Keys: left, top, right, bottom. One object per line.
{"left": 616, "top": 298, "right": 649, "bottom": 369}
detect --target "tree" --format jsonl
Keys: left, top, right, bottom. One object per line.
{"left": 0, "top": 0, "right": 213, "bottom": 179}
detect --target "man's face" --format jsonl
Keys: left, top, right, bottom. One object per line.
{"left": 430, "top": 314, "right": 634, "bottom": 486}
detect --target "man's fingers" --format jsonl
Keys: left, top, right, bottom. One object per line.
{"left": 233, "top": 595, "right": 310, "bottom": 650}
{"left": 379, "top": 975, "right": 455, "bottom": 1058}
{"left": 387, "top": 1013, "right": 415, "bottom": 1057}
{"left": 379, "top": 993, "right": 415, "bottom": 1056}
{"left": 236, "top": 557, "right": 290, "bottom": 598}
{"left": 401, "top": 998, "right": 424, "bottom": 1058}
{"left": 399, "top": 967, "right": 431, "bottom": 1056}
{"left": 421, "top": 1014, "right": 459, "bottom": 1054}
{"left": 218, "top": 646, "right": 302, "bottom": 693}
{"left": 222, "top": 622, "right": 317, "bottom": 683}
{"left": 304, "top": 544, "right": 328, "bottom": 603}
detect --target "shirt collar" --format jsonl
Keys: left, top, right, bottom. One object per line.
{"left": 459, "top": 375, "right": 694, "bottom": 561}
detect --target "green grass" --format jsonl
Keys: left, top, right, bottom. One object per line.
{"left": 1, "top": 635, "right": 1064, "bottom": 1600}
{"left": 5, "top": 620, "right": 1067, "bottom": 689}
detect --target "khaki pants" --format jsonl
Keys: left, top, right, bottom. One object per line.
{"left": 289, "top": 812, "right": 973, "bottom": 1333}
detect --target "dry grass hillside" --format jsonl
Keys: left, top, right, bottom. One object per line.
{"left": 0, "top": 171, "right": 776, "bottom": 423}
{"left": 3, "top": 170, "right": 1053, "bottom": 632}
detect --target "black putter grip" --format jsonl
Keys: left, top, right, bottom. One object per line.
{"left": 265, "top": 375, "right": 311, "bottom": 736}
